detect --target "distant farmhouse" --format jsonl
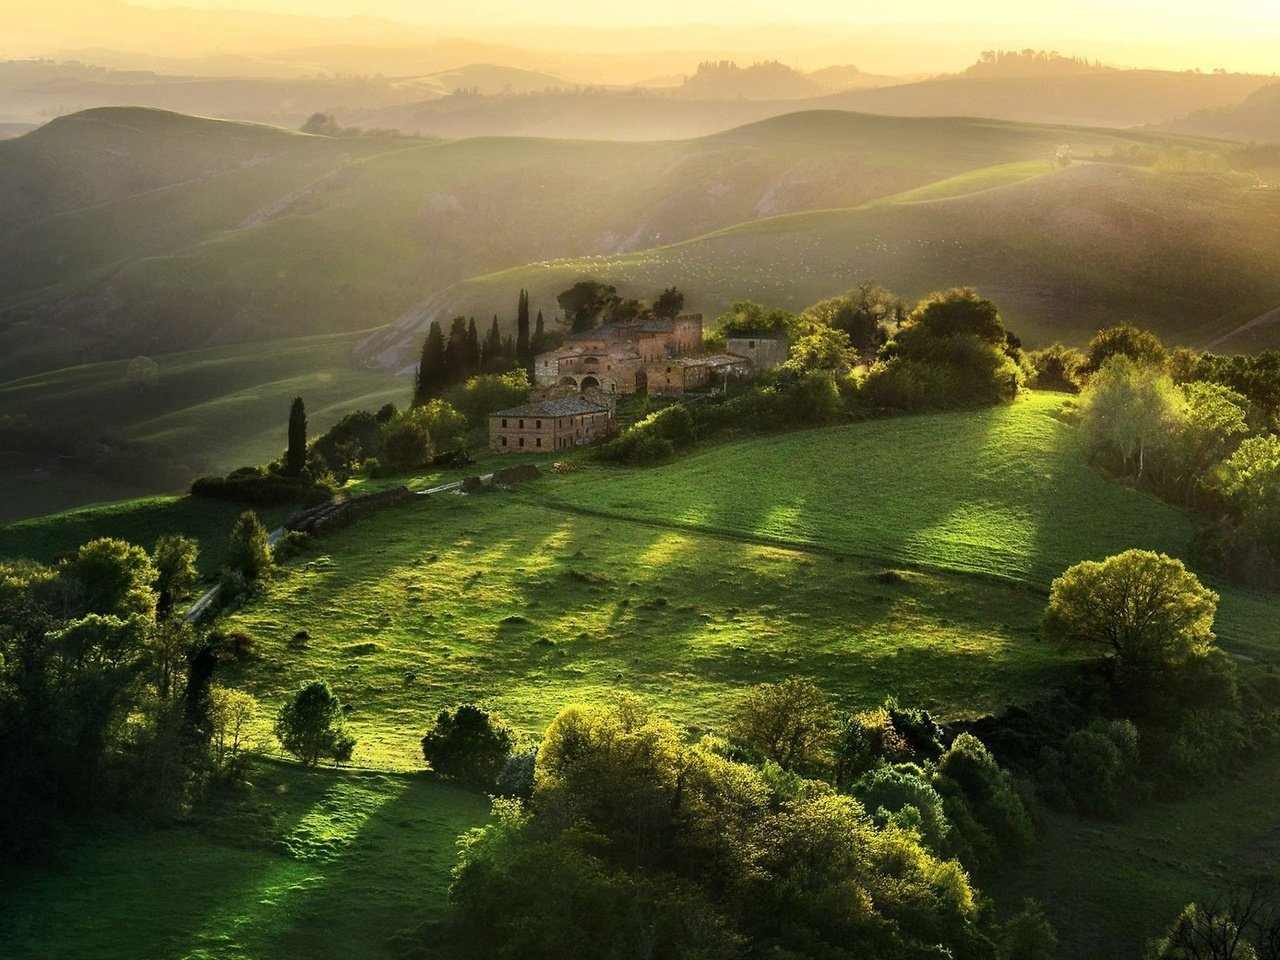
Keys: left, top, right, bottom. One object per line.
{"left": 533, "top": 313, "right": 751, "bottom": 397}
{"left": 493, "top": 311, "right": 781, "bottom": 454}
{"left": 488, "top": 394, "right": 612, "bottom": 454}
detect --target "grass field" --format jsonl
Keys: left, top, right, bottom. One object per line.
{"left": 0, "top": 761, "right": 488, "bottom": 960}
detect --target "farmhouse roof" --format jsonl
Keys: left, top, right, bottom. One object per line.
{"left": 679, "top": 354, "right": 752, "bottom": 368}
{"left": 490, "top": 395, "right": 611, "bottom": 419}
{"left": 726, "top": 329, "right": 787, "bottom": 340}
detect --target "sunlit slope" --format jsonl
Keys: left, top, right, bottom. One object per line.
{"left": 368, "top": 160, "right": 1280, "bottom": 363}
{"left": 0, "top": 331, "right": 403, "bottom": 521}
{"left": 0, "top": 107, "right": 1225, "bottom": 376}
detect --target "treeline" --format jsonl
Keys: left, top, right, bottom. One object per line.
{"left": 965, "top": 50, "right": 1111, "bottom": 76}
{"left": 1025, "top": 328, "right": 1280, "bottom": 585}
{"left": 601, "top": 285, "right": 1022, "bottom": 464}
{"left": 407, "top": 546, "right": 1276, "bottom": 958}
{"left": 0, "top": 509, "right": 288, "bottom": 859}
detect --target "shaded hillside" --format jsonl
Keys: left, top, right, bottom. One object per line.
{"left": 362, "top": 161, "right": 1280, "bottom": 368}
{"left": 1164, "top": 81, "right": 1280, "bottom": 144}
{"left": 0, "top": 107, "right": 1189, "bottom": 376}
{"left": 829, "top": 71, "right": 1274, "bottom": 128}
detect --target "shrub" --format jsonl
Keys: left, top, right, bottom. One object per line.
{"left": 834, "top": 706, "right": 911, "bottom": 784}
{"left": 934, "top": 733, "right": 1034, "bottom": 866}
{"left": 495, "top": 745, "right": 538, "bottom": 800}
{"left": 421, "top": 704, "right": 515, "bottom": 787}
{"left": 729, "top": 678, "right": 834, "bottom": 775}
{"left": 227, "top": 511, "right": 273, "bottom": 581}
{"left": 1026, "top": 343, "right": 1085, "bottom": 392}
{"left": 853, "top": 763, "right": 953, "bottom": 855}
{"left": 381, "top": 415, "right": 434, "bottom": 472}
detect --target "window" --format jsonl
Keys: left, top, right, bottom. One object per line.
{"left": 536, "top": 438, "right": 542, "bottom": 447}
{"left": 502, "top": 419, "right": 507, "bottom": 427}
{"left": 519, "top": 438, "right": 524, "bottom": 448}
{"left": 519, "top": 419, "right": 524, "bottom": 428}
{"left": 748, "top": 340, "right": 755, "bottom": 349}
{"left": 535, "top": 419, "right": 541, "bottom": 428}
{"left": 501, "top": 437, "right": 507, "bottom": 446}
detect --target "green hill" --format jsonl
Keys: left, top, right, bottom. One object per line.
{"left": 0, "top": 107, "right": 1229, "bottom": 378}
{"left": 365, "top": 158, "right": 1280, "bottom": 366}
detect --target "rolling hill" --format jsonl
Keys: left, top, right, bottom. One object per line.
{"left": 363, "top": 156, "right": 1280, "bottom": 368}
{"left": 1164, "top": 80, "right": 1280, "bottom": 143}
{"left": 1, "top": 107, "right": 1212, "bottom": 378}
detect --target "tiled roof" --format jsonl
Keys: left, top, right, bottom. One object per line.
{"left": 726, "top": 329, "right": 787, "bottom": 340}
{"left": 679, "top": 354, "right": 752, "bottom": 368}
{"left": 491, "top": 395, "right": 611, "bottom": 418}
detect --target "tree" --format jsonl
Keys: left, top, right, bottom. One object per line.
{"left": 1216, "top": 434, "right": 1280, "bottom": 548}
{"left": 466, "top": 318, "right": 482, "bottom": 372}
{"left": 531, "top": 309, "right": 547, "bottom": 356}
{"left": 1080, "top": 355, "right": 1185, "bottom": 480}
{"left": 653, "top": 286, "right": 685, "bottom": 320}
{"left": 405, "top": 399, "right": 469, "bottom": 452}
{"left": 557, "top": 280, "right": 620, "bottom": 333}
{"left": 380, "top": 413, "right": 435, "bottom": 472}
{"left": 1043, "top": 550, "right": 1218, "bottom": 675}
{"left": 275, "top": 681, "right": 355, "bottom": 765}
{"left": 711, "top": 300, "right": 800, "bottom": 345}
{"left": 1025, "top": 343, "right": 1086, "bottom": 393}
{"left": 482, "top": 316, "right": 504, "bottom": 371}
{"left": 1149, "top": 883, "right": 1280, "bottom": 960}
{"left": 800, "top": 282, "right": 907, "bottom": 351}
{"left": 153, "top": 534, "right": 199, "bottom": 619}
{"left": 1084, "top": 324, "right": 1169, "bottom": 374}
{"left": 515, "top": 289, "right": 531, "bottom": 366}
{"left": 124, "top": 356, "right": 160, "bottom": 397}
{"left": 444, "top": 316, "right": 470, "bottom": 382}
{"left": 729, "top": 677, "right": 834, "bottom": 773}
{"left": 421, "top": 704, "right": 514, "bottom": 786}
{"left": 781, "top": 326, "right": 855, "bottom": 374}
{"left": 227, "top": 511, "right": 273, "bottom": 581}
{"left": 301, "top": 112, "right": 339, "bottom": 135}
{"left": 415, "top": 321, "right": 448, "bottom": 404}
{"left": 210, "top": 686, "right": 258, "bottom": 774}
{"left": 63, "top": 538, "right": 158, "bottom": 619}
{"left": 444, "top": 370, "right": 531, "bottom": 429}
{"left": 285, "top": 397, "right": 307, "bottom": 478}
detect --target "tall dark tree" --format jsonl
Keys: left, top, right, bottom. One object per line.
{"left": 285, "top": 397, "right": 307, "bottom": 477}
{"left": 516, "top": 289, "right": 531, "bottom": 364}
{"left": 483, "top": 316, "right": 504, "bottom": 370}
{"left": 444, "top": 316, "right": 470, "bottom": 382}
{"left": 415, "top": 321, "right": 447, "bottom": 405}
{"left": 466, "top": 318, "right": 482, "bottom": 373}
{"left": 557, "top": 280, "right": 620, "bottom": 333}
{"left": 653, "top": 286, "right": 686, "bottom": 320}
{"left": 531, "top": 308, "right": 546, "bottom": 356}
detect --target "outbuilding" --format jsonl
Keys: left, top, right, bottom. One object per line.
{"left": 489, "top": 395, "right": 613, "bottom": 454}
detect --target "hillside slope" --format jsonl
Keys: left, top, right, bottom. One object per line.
{"left": 0, "top": 107, "right": 1201, "bottom": 376}
{"left": 1164, "top": 81, "right": 1280, "bottom": 143}
{"left": 363, "top": 159, "right": 1280, "bottom": 367}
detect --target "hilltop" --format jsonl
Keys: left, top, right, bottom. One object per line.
{"left": 1163, "top": 80, "right": 1280, "bottom": 143}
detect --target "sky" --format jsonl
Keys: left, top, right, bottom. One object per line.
{"left": 128, "top": 0, "right": 1280, "bottom": 30}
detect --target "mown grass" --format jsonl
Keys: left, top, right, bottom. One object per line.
{"left": 0, "top": 761, "right": 488, "bottom": 960}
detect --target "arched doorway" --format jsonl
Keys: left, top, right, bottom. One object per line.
{"left": 634, "top": 369, "right": 648, "bottom": 396}
{"left": 559, "top": 376, "right": 577, "bottom": 388}
{"left": 580, "top": 376, "right": 600, "bottom": 391}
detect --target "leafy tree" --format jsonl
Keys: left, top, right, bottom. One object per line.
{"left": 227, "top": 511, "right": 273, "bottom": 581}
{"left": 63, "top": 538, "right": 157, "bottom": 618}
{"left": 124, "top": 355, "right": 160, "bottom": 396}
{"left": 300, "top": 112, "right": 340, "bottom": 135}
{"left": 444, "top": 370, "right": 530, "bottom": 429}
{"left": 285, "top": 397, "right": 307, "bottom": 478}
{"left": 652, "top": 286, "right": 685, "bottom": 320}
{"left": 782, "top": 325, "right": 855, "bottom": 374}
{"left": 274, "top": 680, "right": 355, "bottom": 765}
{"left": 557, "top": 280, "right": 620, "bottom": 333}
{"left": 380, "top": 413, "right": 434, "bottom": 472}
{"left": 1026, "top": 343, "right": 1086, "bottom": 392}
{"left": 1044, "top": 549, "right": 1218, "bottom": 676}
{"left": 853, "top": 763, "right": 953, "bottom": 854}
{"left": 1216, "top": 434, "right": 1280, "bottom": 547}
{"left": 404, "top": 399, "right": 469, "bottom": 452}
{"left": 933, "top": 732, "right": 1034, "bottom": 865}
{"left": 710, "top": 300, "right": 800, "bottom": 346}
{"left": 153, "top": 534, "right": 199, "bottom": 619}
{"left": 800, "top": 282, "right": 907, "bottom": 351}
{"left": 729, "top": 677, "right": 834, "bottom": 773}
{"left": 1080, "top": 355, "right": 1184, "bottom": 480}
{"left": 309, "top": 410, "right": 383, "bottom": 479}
{"left": 421, "top": 704, "right": 514, "bottom": 786}
{"left": 209, "top": 686, "right": 258, "bottom": 775}
{"left": 1084, "top": 323, "right": 1169, "bottom": 374}
{"left": 999, "top": 899, "right": 1059, "bottom": 960}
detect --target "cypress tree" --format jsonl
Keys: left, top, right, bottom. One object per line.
{"left": 483, "top": 316, "right": 503, "bottom": 370}
{"left": 466, "top": 318, "right": 481, "bottom": 374}
{"left": 285, "top": 396, "right": 307, "bottom": 477}
{"left": 444, "top": 316, "right": 469, "bottom": 382}
{"left": 503, "top": 334, "right": 515, "bottom": 359}
{"left": 531, "top": 308, "right": 546, "bottom": 356}
{"left": 516, "top": 289, "right": 530, "bottom": 364}
{"left": 415, "top": 321, "right": 447, "bottom": 404}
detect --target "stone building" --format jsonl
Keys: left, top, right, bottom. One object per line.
{"left": 489, "top": 395, "right": 612, "bottom": 454}
{"left": 725, "top": 331, "right": 789, "bottom": 371}
{"left": 534, "top": 313, "right": 715, "bottom": 397}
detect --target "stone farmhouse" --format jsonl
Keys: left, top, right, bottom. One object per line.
{"left": 488, "top": 394, "right": 612, "bottom": 454}
{"left": 533, "top": 313, "right": 752, "bottom": 397}
{"left": 725, "top": 330, "right": 788, "bottom": 371}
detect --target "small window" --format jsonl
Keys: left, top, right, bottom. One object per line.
{"left": 519, "top": 438, "right": 524, "bottom": 448}
{"left": 748, "top": 340, "right": 755, "bottom": 349}
{"left": 536, "top": 419, "right": 541, "bottom": 428}
{"left": 501, "top": 437, "right": 507, "bottom": 446}
{"left": 536, "top": 438, "right": 542, "bottom": 447}
{"left": 502, "top": 418, "right": 507, "bottom": 427}
{"left": 519, "top": 419, "right": 524, "bottom": 428}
